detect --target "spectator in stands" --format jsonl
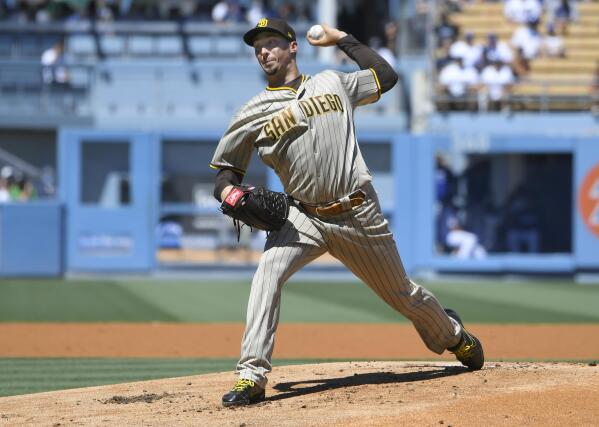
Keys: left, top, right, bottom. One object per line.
{"left": 542, "top": 23, "right": 566, "bottom": 58}
{"left": 481, "top": 33, "right": 513, "bottom": 68}
{"left": 246, "top": 1, "right": 271, "bottom": 24}
{"left": 383, "top": 20, "right": 399, "bottom": 59}
{"left": 504, "top": 0, "right": 542, "bottom": 25}
{"left": 212, "top": 0, "right": 244, "bottom": 23}
{"left": 277, "top": 3, "right": 297, "bottom": 22}
{"left": 41, "top": 40, "right": 69, "bottom": 86}
{"left": 438, "top": 56, "right": 479, "bottom": 111}
{"left": 436, "top": 44, "right": 454, "bottom": 71}
{"left": 551, "top": 0, "right": 578, "bottom": 35}
{"left": 511, "top": 19, "right": 542, "bottom": 60}
{"left": 435, "top": 11, "right": 459, "bottom": 48}
{"left": 443, "top": 0, "right": 465, "bottom": 13}
{"left": 511, "top": 47, "right": 531, "bottom": 79}
{"left": 17, "top": 178, "right": 36, "bottom": 201}
{"left": 0, "top": 177, "right": 9, "bottom": 203}
{"left": 369, "top": 36, "right": 397, "bottom": 69}
{"left": 445, "top": 216, "right": 488, "bottom": 259}
{"left": 480, "top": 59, "right": 515, "bottom": 111}
{"left": 449, "top": 32, "right": 482, "bottom": 69}
{"left": 0, "top": 166, "right": 11, "bottom": 202}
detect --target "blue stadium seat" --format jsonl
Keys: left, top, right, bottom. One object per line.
{"left": 100, "top": 35, "right": 125, "bottom": 57}
{"left": 67, "top": 34, "right": 96, "bottom": 59}
{"left": 128, "top": 36, "right": 154, "bottom": 56}
{"left": 156, "top": 36, "right": 183, "bottom": 56}
{"left": 68, "top": 67, "right": 90, "bottom": 89}
{"left": 214, "top": 36, "right": 241, "bottom": 56}
{"left": 0, "top": 64, "right": 41, "bottom": 90}
{"left": 0, "top": 35, "right": 12, "bottom": 57}
{"left": 188, "top": 36, "right": 211, "bottom": 56}
{"left": 18, "top": 34, "right": 40, "bottom": 57}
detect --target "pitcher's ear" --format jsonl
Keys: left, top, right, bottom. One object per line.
{"left": 289, "top": 40, "right": 298, "bottom": 53}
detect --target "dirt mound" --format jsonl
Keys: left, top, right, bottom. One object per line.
{"left": 1, "top": 361, "right": 598, "bottom": 426}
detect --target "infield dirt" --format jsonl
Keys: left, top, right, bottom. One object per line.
{"left": 1, "top": 361, "right": 598, "bottom": 426}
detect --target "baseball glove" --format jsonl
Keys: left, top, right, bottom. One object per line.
{"left": 220, "top": 185, "right": 290, "bottom": 234}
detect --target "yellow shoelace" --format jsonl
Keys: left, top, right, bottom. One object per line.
{"left": 231, "top": 379, "right": 255, "bottom": 392}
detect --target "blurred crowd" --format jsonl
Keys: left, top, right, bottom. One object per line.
{"left": 434, "top": 0, "right": 583, "bottom": 111}
{"left": 0, "top": 0, "right": 314, "bottom": 24}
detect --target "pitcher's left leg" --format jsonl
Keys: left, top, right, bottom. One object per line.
{"left": 326, "top": 186, "right": 461, "bottom": 354}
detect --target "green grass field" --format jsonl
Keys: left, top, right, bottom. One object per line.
{"left": 1, "top": 278, "right": 599, "bottom": 323}
{"left": 1, "top": 277, "right": 598, "bottom": 397}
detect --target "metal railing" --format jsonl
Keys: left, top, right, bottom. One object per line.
{"left": 433, "top": 79, "right": 595, "bottom": 112}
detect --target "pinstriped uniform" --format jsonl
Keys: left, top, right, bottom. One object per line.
{"left": 211, "top": 68, "right": 462, "bottom": 388}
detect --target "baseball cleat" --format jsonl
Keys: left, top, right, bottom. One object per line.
{"left": 445, "top": 308, "right": 484, "bottom": 370}
{"left": 222, "top": 379, "right": 265, "bottom": 407}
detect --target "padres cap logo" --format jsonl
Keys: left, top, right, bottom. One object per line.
{"left": 258, "top": 18, "right": 268, "bottom": 27}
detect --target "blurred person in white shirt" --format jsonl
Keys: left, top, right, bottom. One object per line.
{"left": 511, "top": 19, "right": 542, "bottom": 60}
{"left": 449, "top": 32, "right": 482, "bottom": 69}
{"left": 445, "top": 217, "right": 487, "bottom": 259}
{"left": 439, "top": 57, "right": 479, "bottom": 110}
{"left": 542, "top": 23, "right": 566, "bottom": 57}
{"left": 481, "top": 60, "right": 515, "bottom": 110}
{"left": 41, "top": 40, "right": 69, "bottom": 85}
{"left": 504, "top": 0, "right": 542, "bottom": 24}
{"left": 481, "top": 33, "right": 513, "bottom": 67}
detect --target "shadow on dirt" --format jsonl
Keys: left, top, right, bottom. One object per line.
{"left": 270, "top": 365, "right": 468, "bottom": 401}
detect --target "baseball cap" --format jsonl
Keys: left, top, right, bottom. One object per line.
{"left": 243, "top": 18, "right": 296, "bottom": 46}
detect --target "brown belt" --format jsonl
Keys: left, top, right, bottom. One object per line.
{"left": 299, "top": 189, "right": 366, "bottom": 218}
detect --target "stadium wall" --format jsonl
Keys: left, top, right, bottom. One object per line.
{"left": 1, "top": 122, "right": 597, "bottom": 277}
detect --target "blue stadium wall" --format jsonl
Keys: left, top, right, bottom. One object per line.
{"left": 1, "top": 116, "right": 598, "bottom": 277}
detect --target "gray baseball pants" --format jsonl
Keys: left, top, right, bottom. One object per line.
{"left": 236, "top": 182, "right": 462, "bottom": 387}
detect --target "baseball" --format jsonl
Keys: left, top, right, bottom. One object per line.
{"left": 308, "top": 24, "right": 325, "bottom": 40}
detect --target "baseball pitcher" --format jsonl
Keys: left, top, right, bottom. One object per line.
{"left": 211, "top": 18, "right": 484, "bottom": 407}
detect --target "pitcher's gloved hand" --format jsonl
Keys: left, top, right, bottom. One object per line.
{"left": 220, "top": 185, "right": 289, "bottom": 232}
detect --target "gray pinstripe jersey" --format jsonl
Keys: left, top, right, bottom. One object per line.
{"left": 210, "top": 68, "right": 381, "bottom": 204}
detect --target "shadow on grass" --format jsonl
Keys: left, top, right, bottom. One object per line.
{"left": 269, "top": 364, "right": 468, "bottom": 401}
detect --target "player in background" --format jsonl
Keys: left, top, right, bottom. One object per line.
{"left": 210, "top": 18, "right": 485, "bottom": 407}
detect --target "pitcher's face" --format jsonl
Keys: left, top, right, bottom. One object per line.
{"left": 253, "top": 33, "right": 297, "bottom": 76}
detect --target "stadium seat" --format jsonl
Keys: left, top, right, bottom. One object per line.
{"left": 0, "top": 35, "right": 12, "bottom": 57}
{"left": 67, "top": 34, "right": 96, "bottom": 60}
{"left": 18, "top": 34, "right": 40, "bottom": 57}
{"left": 128, "top": 36, "right": 154, "bottom": 56}
{"left": 214, "top": 36, "right": 241, "bottom": 56}
{"left": 68, "top": 67, "right": 91, "bottom": 89}
{"left": 100, "top": 35, "right": 125, "bottom": 57}
{"left": 188, "top": 36, "right": 212, "bottom": 57}
{"left": 156, "top": 36, "right": 183, "bottom": 57}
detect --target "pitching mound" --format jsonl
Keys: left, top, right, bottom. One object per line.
{"left": 1, "top": 361, "right": 598, "bottom": 426}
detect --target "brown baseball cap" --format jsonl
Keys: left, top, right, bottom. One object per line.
{"left": 243, "top": 18, "right": 296, "bottom": 46}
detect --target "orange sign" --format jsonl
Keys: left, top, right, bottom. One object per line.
{"left": 578, "top": 164, "right": 599, "bottom": 238}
